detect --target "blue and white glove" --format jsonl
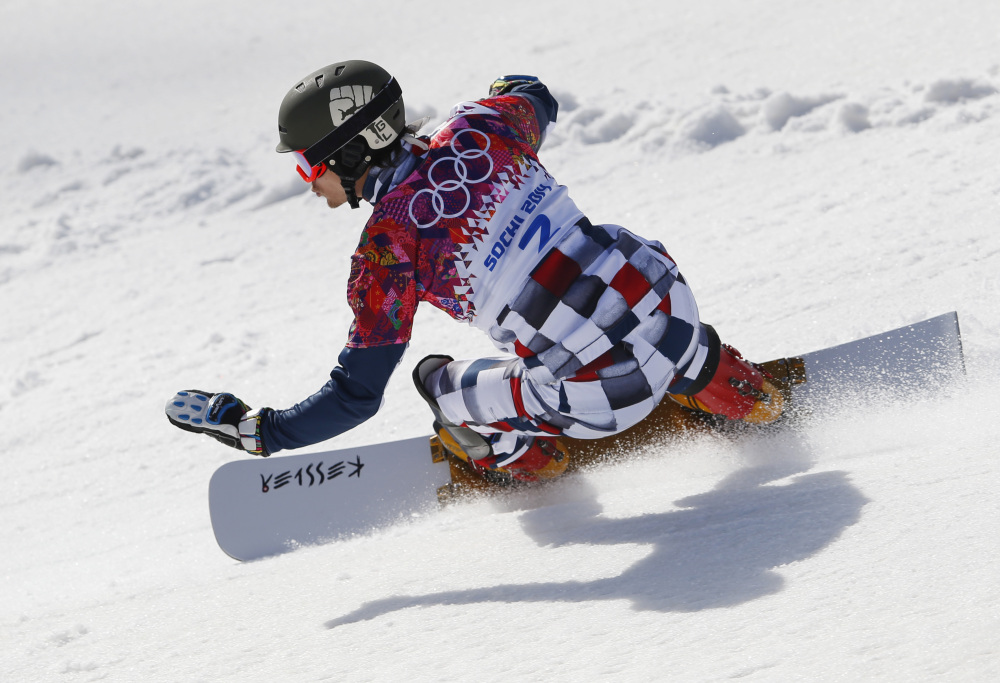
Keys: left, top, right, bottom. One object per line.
{"left": 165, "top": 390, "right": 270, "bottom": 457}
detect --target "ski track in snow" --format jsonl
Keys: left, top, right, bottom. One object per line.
{"left": 2, "top": 1, "right": 1000, "bottom": 681}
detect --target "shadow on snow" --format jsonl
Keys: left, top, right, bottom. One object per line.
{"left": 326, "top": 431, "right": 869, "bottom": 628}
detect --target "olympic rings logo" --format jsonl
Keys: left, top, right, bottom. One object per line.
{"left": 409, "top": 128, "right": 494, "bottom": 229}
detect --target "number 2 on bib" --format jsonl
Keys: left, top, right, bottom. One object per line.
{"left": 518, "top": 214, "right": 559, "bottom": 253}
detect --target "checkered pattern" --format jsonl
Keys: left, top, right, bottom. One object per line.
{"left": 427, "top": 220, "right": 710, "bottom": 441}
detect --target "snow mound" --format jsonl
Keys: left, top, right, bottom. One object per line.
{"left": 761, "top": 92, "right": 844, "bottom": 131}
{"left": 677, "top": 105, "right": 746, "bottom": 148}
{"left": 924, "top": 77, "right": 997, "bottom": 103}
{"left": 17, "top": 150, "right": 59, "bottom": 173}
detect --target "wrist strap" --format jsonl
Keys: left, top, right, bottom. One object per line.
{"left": 238, "top": 409, "right": 271, "bottom": 457}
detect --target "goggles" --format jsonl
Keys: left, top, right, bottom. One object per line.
{"left": 293, "top": 150, "right": 327, "bottom": 183}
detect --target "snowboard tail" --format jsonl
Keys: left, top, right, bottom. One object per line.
{"left": 208, "top": 312, "right": 964, "bottom": 561}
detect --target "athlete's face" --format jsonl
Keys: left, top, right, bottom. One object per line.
{"left": 311, "top": 169, "right": 367, "bottom": 209}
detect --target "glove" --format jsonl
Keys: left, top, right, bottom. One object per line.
{"left": 488, "top": 74, "right": 540, "bottom": 97}
{"left": 165, "top": 390, "right": 270, "bottom": 457}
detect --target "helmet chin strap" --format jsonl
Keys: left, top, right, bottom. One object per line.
{"left": 335, "top": 140, "right": 370, "bottom": 210}
{"left": 340, "top": 172, "right": 363, "bottom": 209}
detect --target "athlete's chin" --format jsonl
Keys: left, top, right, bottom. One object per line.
{"left": 314, "top": 193, "right": 340, "bottom": 209}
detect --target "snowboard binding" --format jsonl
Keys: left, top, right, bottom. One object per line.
{"left": 667, "top": 325, "right": 806, "bottom": 425}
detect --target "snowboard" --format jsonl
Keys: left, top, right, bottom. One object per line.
{"left": 208, "top": 312, "right": 964, "bottom": 561}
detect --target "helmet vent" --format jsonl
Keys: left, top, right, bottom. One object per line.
{"left": 315, "top": 75, "right": 324, "bottom": 88}
{"left": 294, "top": 82, "right": 305, "bottom": 93}
{"left": 334, "top": 65, "right": 346, "bottom": 76}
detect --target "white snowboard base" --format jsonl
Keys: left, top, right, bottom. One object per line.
{"left": 208, "top": 435, "right": 450, "bottom": 561}
{"left": 795, "top": 311, "right": 964, "bottom": 410}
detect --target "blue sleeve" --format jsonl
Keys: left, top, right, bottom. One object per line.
{"left": 260, "top": 343, "right": 407, "bottom": 454}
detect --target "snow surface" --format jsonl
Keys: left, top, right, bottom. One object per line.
{"left": 2, "top": 0, "right": 999, "bottom": 680}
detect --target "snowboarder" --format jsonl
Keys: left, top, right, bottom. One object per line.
{"left": 166, "top": 60, "right": 783, "bottom": 485}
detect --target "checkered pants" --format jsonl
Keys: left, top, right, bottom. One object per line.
{"left": 427, "top": 219, "right": 711, "bottom": 442}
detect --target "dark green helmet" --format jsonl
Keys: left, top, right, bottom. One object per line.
{"left": 275, "top": 60, "right": 405, "bottom": 160}
{"left": 276, "top": 60, "right": 406, "bottom": 208}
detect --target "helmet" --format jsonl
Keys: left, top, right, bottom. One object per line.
{"left": 276, "top": 60, "right": 406, "bottom": 207}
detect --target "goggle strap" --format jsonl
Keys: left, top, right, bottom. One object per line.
{"left": 302, "top": 78, "right": 402, "bottom": 168}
